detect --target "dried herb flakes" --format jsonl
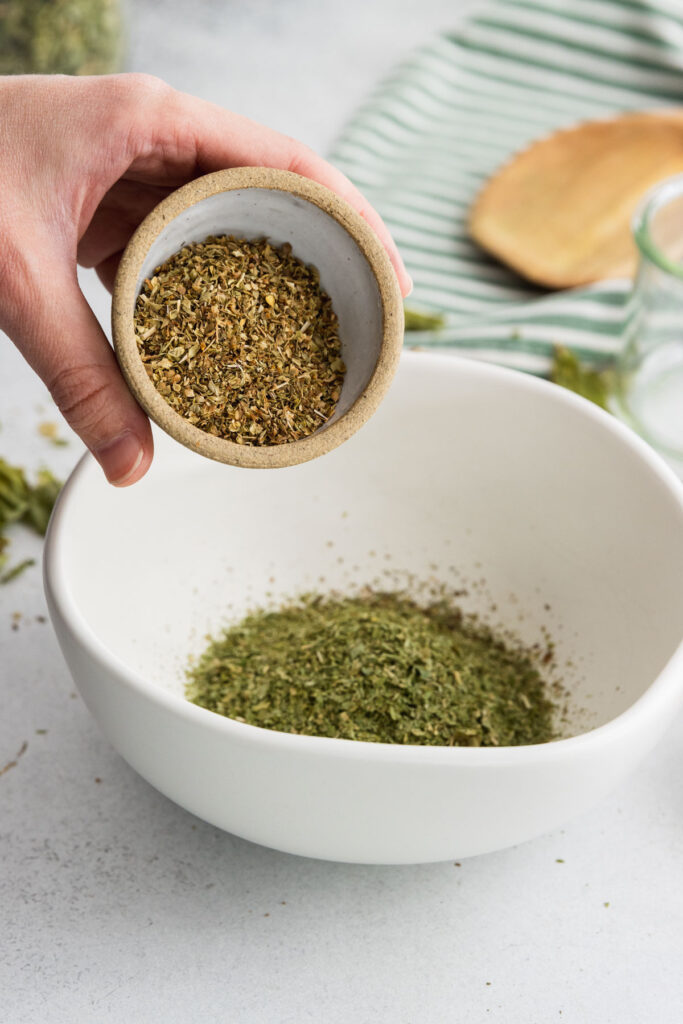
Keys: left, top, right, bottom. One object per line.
{"left": 186, "top": 591, "right": 557, "bottom": 747}
{"left": 135, "top": 236, "right": 345, "bottom": 446}
{"left": 0, "top": 458, "right": 61, "bottom": 583}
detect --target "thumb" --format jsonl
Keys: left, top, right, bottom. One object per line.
{"left": 7, "top": 264, "right": 153, "bottom": 486}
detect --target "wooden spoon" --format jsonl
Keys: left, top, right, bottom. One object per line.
{"left": 469, "top": 111, "right": 683, "bottom": 289}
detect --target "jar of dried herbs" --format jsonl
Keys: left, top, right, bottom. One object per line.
{"left": 0, "top": 0, "right": 124, "bottom": 76}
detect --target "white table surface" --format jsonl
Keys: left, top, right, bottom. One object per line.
{"left": 2, "top": 2, "right": 682, "bottom": 1021}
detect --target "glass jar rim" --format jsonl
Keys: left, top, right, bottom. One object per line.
{"left": 633, "top": 172, "right": 683, "bottom": 281}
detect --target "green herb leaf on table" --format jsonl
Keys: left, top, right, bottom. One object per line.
{"left": 0, "top": 559, "right": 37, "bottom": 586}
{"left": 550, "top": 346, "right": 614, "bottom": 411}
{"left": 0, "top": 458, "right": 62, "bottom": 584}
{"left": 404, "top": 307, "right": 446, "bottom": 332}
{"left": 23, "top": 469, "right": 63, "bottom": 535}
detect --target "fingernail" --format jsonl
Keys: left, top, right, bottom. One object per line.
{"left": 405, "top": 276, "right": 414, "bottom": 297}
{"left": 94, "top": 430, "right": 144, "bottom": 485}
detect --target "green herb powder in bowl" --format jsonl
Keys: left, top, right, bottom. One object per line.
{"left": 186, "top": 590, "right": 559, "bottom": 747}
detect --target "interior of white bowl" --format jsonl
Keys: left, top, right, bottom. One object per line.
{"left": 52, "top": 353, "right": 683, "bottom": 740}
{"left": 135, "top": 187, "right": 383, "bottom": 427}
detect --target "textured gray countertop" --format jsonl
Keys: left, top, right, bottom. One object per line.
{"left": 1, "top": 1, "right": 682, "bottom": 1020}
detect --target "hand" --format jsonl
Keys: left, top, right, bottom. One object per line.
{"left": 0, "top": 73, "right": 411, "bottom": 485}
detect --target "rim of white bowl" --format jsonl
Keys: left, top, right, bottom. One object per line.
{"left": 43, "top": 351, "right": 683, "bottom": 766}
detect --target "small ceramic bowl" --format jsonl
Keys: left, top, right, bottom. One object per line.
{"left": 112, "top": 167, "right": 404, "bottom": 469}
{"left": 44, "top": 353, "right": 683, "bottom": 864}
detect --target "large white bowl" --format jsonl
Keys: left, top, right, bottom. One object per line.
{"left": 44, "top": 353, "right": 683, "bottom": 864}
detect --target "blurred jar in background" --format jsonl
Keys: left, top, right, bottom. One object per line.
{"left": 612, "top": 174, "right": 683, "bottom": 477}
{"left": 0, "top": 0, "right": 124, "bottom": 76}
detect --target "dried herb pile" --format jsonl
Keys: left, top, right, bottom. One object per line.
{"left": 135, "top": 236, "right": 345, "bottom": 446}
{"left": 0, "top": 458, "right": 61, "bottom": 584}
{"left": 186, "top": 591, "right": 557, "bottom": 747}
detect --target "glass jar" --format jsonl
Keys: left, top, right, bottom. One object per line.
{"left": 0, "top": 0, "right": 124, "bottom": 77}
{"left": 611, "top": 175, "right": 683, "bottom": 475}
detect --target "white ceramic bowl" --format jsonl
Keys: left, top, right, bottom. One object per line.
{"left": 44, "top": 353, "right": 683, "bottom": 864}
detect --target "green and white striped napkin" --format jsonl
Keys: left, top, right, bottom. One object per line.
{"left": 331, "top": 0, "right": 683, "bottom": 373}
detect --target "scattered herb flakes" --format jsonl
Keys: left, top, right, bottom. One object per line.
{"left": 186, "top": 590, "right": 559, "bottom": 747}
{"left": 38, "top": 421, "right": 58, "bottom": 440}
{"left": 0, "top": 558, "right": 36, "bottom": 585}
{"left": 135, "top": 236, "right": 345, "bottom": 446}
{"left": 0, "top": 458, "right": 62, "bottom": 583}
{"left": 37, "top": 421, "right": 69, "bottom": 447}
{"left": 0, "top": 740, "right": 28, "bottom": 778}
{"left": 550, "top": 346, "right": 614, "bottom": 411}
{"left": 404, "top": 307, "right": 446, "bottom": 331}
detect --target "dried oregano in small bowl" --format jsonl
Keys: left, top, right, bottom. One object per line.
{"left": 134, "top": 235, "right": 346, "bottom": 447}
{"left": 113, "top": 168, "right": 404, "bottom": 469}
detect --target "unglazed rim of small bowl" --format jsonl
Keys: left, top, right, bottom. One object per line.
{"left": 112, "top": 167, "right": 404, "bottom": 469}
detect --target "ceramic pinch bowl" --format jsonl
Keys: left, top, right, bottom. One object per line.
{"left": 112, "top": 167, "right": 404, "bottom": 469}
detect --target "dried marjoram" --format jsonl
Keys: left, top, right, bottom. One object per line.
{"left": 134, "top": 236, "right": 345, "bottom": 445}
{"left": 186, "top": 591, "right": 558, "bottom": 747}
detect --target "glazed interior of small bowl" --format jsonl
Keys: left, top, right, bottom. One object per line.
{"left": 53, "top": 353, "right": 683, "bottom": 742}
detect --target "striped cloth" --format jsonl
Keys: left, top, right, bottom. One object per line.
{"left": 331, "top": 0, "right": 683, "bottom": 373}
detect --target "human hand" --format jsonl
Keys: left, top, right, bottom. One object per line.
{"left": 0, "top": 73, "right": 411, "bottom": 485}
